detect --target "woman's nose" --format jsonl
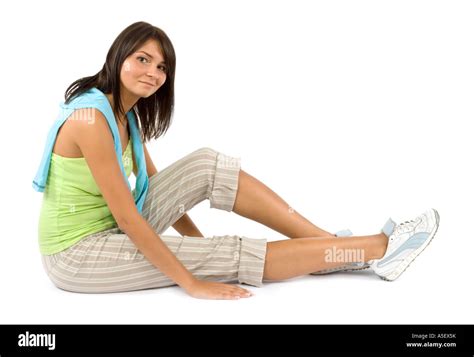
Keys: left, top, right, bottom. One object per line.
{"left": 147, "top": 68, "right": 165, "bottom": 81}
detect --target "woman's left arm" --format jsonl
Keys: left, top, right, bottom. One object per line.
{"left": 172, "top": 213, "right": 205, "bottom": 237}
{"left": 134, "top": 144, "right": 205, "bottom": 238}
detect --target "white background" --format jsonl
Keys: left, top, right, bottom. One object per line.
{"left": 0, "top": 0, "right": 473, "bottom": 324}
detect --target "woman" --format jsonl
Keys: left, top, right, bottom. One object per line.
{"left": 33, "top": 21, "right": 440, "bottom": 300}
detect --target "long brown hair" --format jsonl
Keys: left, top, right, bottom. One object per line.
{"left": 64, "top": 21, "right": 176, "bottom": 143}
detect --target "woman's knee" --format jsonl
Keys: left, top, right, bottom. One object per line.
{"left": 190, "top": 147, "right": 219, "bottom": 159}
{"left": 183, "top": 147, "right": 220, "bottom": 168}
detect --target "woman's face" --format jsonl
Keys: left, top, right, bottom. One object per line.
{"left": 120, "top": 38, "right": 168, "bottom": 99}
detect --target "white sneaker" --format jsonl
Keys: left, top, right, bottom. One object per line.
{"left": 371, "top": 208, "right": 440, "bottom": 281}
{"left": 310, "top": 218, "right": 397, "bottom": 275}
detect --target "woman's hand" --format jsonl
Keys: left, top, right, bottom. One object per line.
{"left": 184, "top": 279, "right": 254, "bottom": 300}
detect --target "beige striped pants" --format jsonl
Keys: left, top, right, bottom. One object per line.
{"left": 41, "top": 147, "right": 267, "bottom": 293}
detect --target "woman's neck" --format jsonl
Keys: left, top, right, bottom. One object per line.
{"left": 105, "top": 89, "right": 139, "bottom": 126}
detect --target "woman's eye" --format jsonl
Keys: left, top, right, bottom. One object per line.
{"left": 137, "top": 56, "right": 166, "bottom": 73}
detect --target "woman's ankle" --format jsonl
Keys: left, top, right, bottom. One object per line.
{"left": 370, "top": 233, "right": 389, "bottom": 260}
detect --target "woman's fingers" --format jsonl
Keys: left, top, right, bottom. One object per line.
{"left": 229, "top": 285, "right": 253, "bottom": 298}
{"left": 217, "top": 284, "right": 253, "bottom": 299}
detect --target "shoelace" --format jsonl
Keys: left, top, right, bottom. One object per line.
{"left": 392, "top": 217, "right": 422, "bottom": 238}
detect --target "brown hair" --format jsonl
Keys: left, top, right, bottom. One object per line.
{"left": 64, "top": 21, "right": 176, "bottom": 143}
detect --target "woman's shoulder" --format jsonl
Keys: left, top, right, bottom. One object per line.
{"left": 53, "top": 108, "right": 109, "bottom": 158}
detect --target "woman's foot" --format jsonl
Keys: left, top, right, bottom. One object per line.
{"left": 371, "top": 208, "right": 440, "bottom": 281}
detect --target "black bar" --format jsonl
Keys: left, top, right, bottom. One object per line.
{"left": 0, "top": 324, "right": 473, "bottom": 355}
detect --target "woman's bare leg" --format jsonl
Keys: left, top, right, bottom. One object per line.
{"left": 263, "top": 233, "right": 389, "bottom": 280}
{"left": 233, "top": 169, "right": 336, "bottom": 238}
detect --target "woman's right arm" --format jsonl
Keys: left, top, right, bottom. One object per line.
{"left": 69, "top": 109, "right": 252, "bottom": 300}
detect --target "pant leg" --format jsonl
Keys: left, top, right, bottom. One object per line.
{"left": 140, "top": 147, "right": 242, "bottom": 234}
{"left": 41, "top": 231, "right": 267, "bottom": 293}
{"left": 41, "top": 147, "right": 267, "bottom": 293}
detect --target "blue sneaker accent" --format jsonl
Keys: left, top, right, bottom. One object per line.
{"left": 382, "top": 218, "right": 396, "bottom": 237}
{"left": 335, "top": 229, "right": 353, "bottom": 237}
{"left": 376, "top": 232, "right": 430, "bottom": 269}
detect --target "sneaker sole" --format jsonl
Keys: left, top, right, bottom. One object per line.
{"left": 311, "top": 264, "right": 370, "bottom": 275}
{"left": 380, "top": 208, "right": 440, "bottom": 281}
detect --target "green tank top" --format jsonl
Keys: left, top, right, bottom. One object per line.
{"left": 38, "top": 138, "right": 133, "bottom": 255}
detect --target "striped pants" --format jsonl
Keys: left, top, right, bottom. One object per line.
{"left": 41, "top": 147, "right": 267, "bottom": 293}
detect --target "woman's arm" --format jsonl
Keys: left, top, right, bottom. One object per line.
{"left": 173, "top": 214, "right": 204, "bottom": 237}
{"left": 71, "top": 109, "right": 196, "bottom": 290}
{"left": 141, "top": 143, "right": 158, "bottom": 178}
{"left": 136, "top": 144, "right": 205, "bottom": 237}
